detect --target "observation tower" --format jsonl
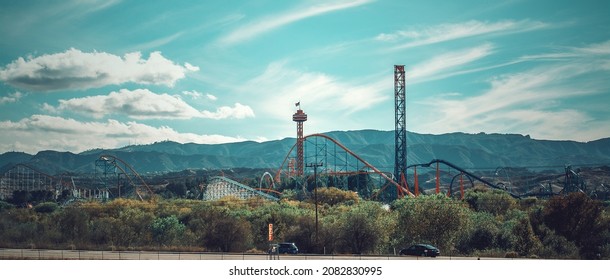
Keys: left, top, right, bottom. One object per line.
{"left": 293, "top": 102, "right": 307, "bottom": 176}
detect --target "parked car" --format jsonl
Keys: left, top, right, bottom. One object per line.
{"left": 268, "top": 242, "right": 299, "bottom": 254}
{"left": 399, "top": 244, "right": 440, "bottom": 257}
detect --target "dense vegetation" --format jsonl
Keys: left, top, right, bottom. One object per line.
{"left": 0, "top": 188, "right": 608, "bottom": 259}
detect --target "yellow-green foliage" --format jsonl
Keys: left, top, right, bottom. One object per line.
{"left": 309, "top": 187, "right": 359, "bottom": 206}
{"left": 392, "top": 194, "right": 470, "bottom": 253}
{"left": 0, "top": 192, "right": 608, "bottom": 258}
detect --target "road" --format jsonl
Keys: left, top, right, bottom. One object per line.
{"left": 0, "top": 248, "right": 490, "bottom": 260}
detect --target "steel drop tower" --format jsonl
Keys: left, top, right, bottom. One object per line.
{"left": 394, "top": 65, "right": 407, "bottom": 184}
{"left": 293, "top": 104, "right": 307, "bottom": 176}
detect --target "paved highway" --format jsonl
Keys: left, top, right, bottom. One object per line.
{"left": 0, "top": 248, "right": 490, "bottom": 260}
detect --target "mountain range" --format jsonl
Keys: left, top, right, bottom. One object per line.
{"left": 1, "top": 130, "right": 610, "bottom": 176}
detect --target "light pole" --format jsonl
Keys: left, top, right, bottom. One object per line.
{"left": 306, "top": 161, "right": 323, "bottom": 246}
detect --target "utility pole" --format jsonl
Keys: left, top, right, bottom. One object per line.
{"left": 306, "top": 161, "right": 323, "bottom": 246}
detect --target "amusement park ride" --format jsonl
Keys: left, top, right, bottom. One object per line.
{"left": 1, "top": 66, "right": 608, "bottom": 203}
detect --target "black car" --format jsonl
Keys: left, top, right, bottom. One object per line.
{"left": 269, "top": 242, "right": 299, "bottom": 254}
{"left": 399, "top": 244, "right": 440, "bottom": 257}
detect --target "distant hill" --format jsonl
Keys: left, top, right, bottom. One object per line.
{"left": 1, "top": 130, "right": 610, "bottom": 175}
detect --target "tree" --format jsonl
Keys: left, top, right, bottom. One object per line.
{"left": 151, "top": 215, "right": 185, "bottom": 247}
{"left": 58, "top": 207, "right": 90, "bottom": 243}
{"left": 542, "top": 192, "right": 607, "bottom": 259}
{"left": 187, "top": 205, "right": 252, "bottom": 252}
{"left": 283, "top": 215, "right": 317, "bottom": 253}
{"left": 338, "top": 201, "right": 392, "bottom": 254}
{"left": 458, "top": 212, "right": 500, "bottom": 253}
{"left": 166, "top": 181, "right": 187, "bottom": 197}
{"left": 9, "top": 190, "right": 31, "bottom": 206}
{"left": 392, "top": 194, "right": 469, "bottom": 253}
{"left": 511, "top": 214, "right": 541, "bottom": 256}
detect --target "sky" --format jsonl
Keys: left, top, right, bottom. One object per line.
{"left": 1, "top": 0, "right": 609, "bottom": 154}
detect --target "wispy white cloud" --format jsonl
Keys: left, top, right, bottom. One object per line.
{"left": 206, "top": 93, "right": 218, "bottom": 101}
{"left": 570, "top": 40, "right": 610, "bottom": 55}
{"left": 67, "top": 0, "right": 122, "bottom": 16}
{"left": 217, "top": 0, "right": 372, "bottom": 46}
{"left": 408, "top": 43, "right": 495, "bottom": 82}
{"left": 0, "top": 91, "right": 23, "bottom": 105}
{"left": 417, "top": 41, "right": 610, "bottom": 141}
{"left": 181, "top": 90, "right": 217, "bottom": 101}
{"left": 519, "top": 40, "right": 610, "bottom": 64}
{"left": 0, "top": 48, "right": 198, "bottom": 91}
{"left": 45, "top": 88, "right": 254, "bottom": 120}
{"left": 244, "top": 61, "right": 388, "bottom": 122}
{"left": 182, "top": 90, "right": 203, "bottom": 99}
{"left": 377, "top": 19, "right": 548, "bottom": 50}
{"left": 0, "top": 114, "right": 246, "bottom": 153}
{"left": 129, "top": 31, "right": 186, "bottom": 52}
{"left": 1, "top": 0, "right": 122, "bottom": 35}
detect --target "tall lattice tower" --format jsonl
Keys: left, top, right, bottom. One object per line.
{"left": 394, "top": 65, "right": 407, "bottom": 183}
{"left": 293, "top": 103, "right": 307, "bottom": 176}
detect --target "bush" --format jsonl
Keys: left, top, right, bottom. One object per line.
{"left": 392, "top": 194, "right": 469, "bottom": 253}
{"left": 464, "top": 187, "right": 517, "bottom": 215}
{"left": 0, "top": 201, "right": 15, "bottom": 212}
{"left": 312, "top": 187, "right": 359, "bottom": 206}
{"left": 151, "top": 215, "right": 186, "bottom": 247}
{"left": 34, "top": 202, "right": 58, "bottom": 213}
{"left": 538, "top": 231, "right": 579, "bottom": 259}
{"left": 543, "top": 193, "right": 606, "bottom": 259}
{"left": 334, "top": 201, "right": 394, "bottom": 254}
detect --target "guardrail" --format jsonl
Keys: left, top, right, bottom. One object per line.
{"left": 0, "top": 248, "right": 476, "bottom": 260}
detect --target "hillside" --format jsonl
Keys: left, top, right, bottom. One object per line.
{"left": 1, "top": 130, "right": 610, "bottom": 175}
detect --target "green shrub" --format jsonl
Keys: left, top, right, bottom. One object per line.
{"left": 0, "top": 201, "right": 15, "bottom": 212}
{"left": 34, "top": 202, "right": 58, "bottom": 213}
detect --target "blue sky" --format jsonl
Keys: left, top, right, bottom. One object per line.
{"left": 1, "top": 0, "right": 609, "bottom": 154}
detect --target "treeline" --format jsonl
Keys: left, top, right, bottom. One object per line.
{"left": 0, "top": 187, "right": 608, "bottom": 259}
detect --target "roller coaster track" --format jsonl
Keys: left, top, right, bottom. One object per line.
{"left": 275, "top": 133, "right": 413, "bottom": 197}
{"left": 0, "top": 163, "right": 109, "bottom": 201}
{"left": 96, "top": 155, "right": 153, "bottom": 200}
{"left": 274, "top": 135, "right": 527, "bottom": 199}
{"left": 0, "top": 164, "right": 59, "bottom": 199}
{"left": 204, "top": 176, "right": 279, "bottom": 201}
{"left": 408, "top": 159, "right": 521, "bottom": 199}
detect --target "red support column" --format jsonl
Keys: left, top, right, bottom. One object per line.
{"left": 436, "top": 161, "right": 440, "bottom": 194}
{"left": 414, "top": 166, "right": 419, "bottom": 196}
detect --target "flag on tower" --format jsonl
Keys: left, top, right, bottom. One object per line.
{"left": 295, "top": 101, "right": 300, "bottom": 107}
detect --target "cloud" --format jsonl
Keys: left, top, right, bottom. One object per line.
{"left": 129, "top": 31, "right": 185, "bottom": 52}
{"left": 0, "top": 48, "right": 198, "bottom": 91}
{"left": 408, "top": 43, "right": 495, "bottom": 82}
{"left": 46, "top": 88, "right": 255, "bottom": 120}
{"left": 416, "top": 41, "right": 610, "bottom": 141}
{"left": 200, "top": 103, "right": 255, "bottom": 120}
{"left": 182, "top": 90, "right": 203, "bottom": 99}
{"left": 519, "top": 40, "right": 610, "bottom": 64}
{"left": 377, "top": 19, "right": 548, "bottom": 50}
{"left": 181, "top": 90, "right": 217, "bottom": 101}
{"left": 217, "top": 0, "right": 372, "bottom": 46}
{"left": 0, "top": 114, "right": 247, "bottom": 154}
{"left": 244, "top": 61, "right": 388, "bottom": 120}
{"left": 206, "top": 93, "right": 218, "bottom": 101}
{"left": 0, "top": 91, "right": 23, "bottom": 104}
